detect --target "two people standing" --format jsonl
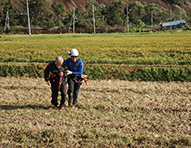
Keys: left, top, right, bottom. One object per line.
{"left": 44, "top": 49, "right": 84, "bottom": 110}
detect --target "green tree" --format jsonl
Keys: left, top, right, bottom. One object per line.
{"left": 52, "top": 2, "right": 65, "bottom": 27}
{"left": 172, "top": 5, "right": 187, "bottom": 20}
{"left": 172, "top": 0, "right": 187, "bottom": 6}
{"left": 0, "top": 0, "right": 19, "bottom": 27}
{"left": 103, "top": 0, "right": 123, "bottom": 26}
{"left": 52, "top": 2, "right": 65, "bottom": 18}
{"left": 128, "top": 1, "right": 145, "bottom": 26}
{"left": 85, "top": 0, "right": 107, "bottom": 29}
{"left": 186, "top": 12, "right": 191, "bottom": 25}
{"left": 162, "top": 0, "right": 188, "bottom": 6}
{"left": 75, "top": 5, "right": 89, "bottom": 28}
{"left": 143, "top": 3, "right": 169, "bottom": 25}
{"left": 29, "top": 0, "right": 55, "bottom": 27}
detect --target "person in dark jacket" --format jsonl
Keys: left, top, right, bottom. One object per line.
{"left": 44, "top": 56, "right": 68, "bottom": 110}
{"left": 64, "top": 49, "right": 84, "bottom": 106}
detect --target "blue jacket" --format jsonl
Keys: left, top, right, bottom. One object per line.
{"left": 64, "top": 58, "right": 84, "bottom": 77}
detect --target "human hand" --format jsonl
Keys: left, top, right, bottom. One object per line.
{"left": 67, "top": 70, "right": 73, "bottom": 75}
{"left": 59, "top": 72, "right": 64, "bottom": 77}
{"left": 47, "top": 80, "right": 51, "bottom": 86}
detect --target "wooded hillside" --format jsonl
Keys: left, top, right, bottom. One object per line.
{"left": 0, "top": 0, "right": 191, "bottom": 29}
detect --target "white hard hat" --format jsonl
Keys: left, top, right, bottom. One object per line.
{"left": 69, "top": 49, "right": 79, "bottom": 56}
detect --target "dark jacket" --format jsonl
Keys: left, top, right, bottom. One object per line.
{"left": 44, "top": 61, "right": 68, "bottom": 82}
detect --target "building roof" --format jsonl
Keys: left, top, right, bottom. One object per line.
{"left": 162, "top": 19, "right": 186, "bottom": 27}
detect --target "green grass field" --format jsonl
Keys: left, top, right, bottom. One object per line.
{"left": 0, "top": 31, "right": 191, "bottom": 65}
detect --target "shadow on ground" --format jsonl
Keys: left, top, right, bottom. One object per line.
{"left": 0, "top": 105, "right": 51, "bottom": 110}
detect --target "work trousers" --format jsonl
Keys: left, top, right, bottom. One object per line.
{"left": 67, "top": 77, "right": 82, "bottom": 106}
{"left": 51, "top": 80, "right": 66, "bottom": 108}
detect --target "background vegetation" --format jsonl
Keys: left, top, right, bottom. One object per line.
{"left": 0, "top": 0, "right": 191, "bottom": 29}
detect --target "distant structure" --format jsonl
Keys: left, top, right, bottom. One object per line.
{"left": 161, "top": 19, "right": 187, "bottom": 28}
{"left": 4, "top": 11, "right": 10, "bottom": 32}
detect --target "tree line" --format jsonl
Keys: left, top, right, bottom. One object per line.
{"left": 0, "top": 0, "right": 191, "bottom": 29}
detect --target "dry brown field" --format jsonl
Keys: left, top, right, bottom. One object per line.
{"left": 0, "top": 77, "right": 191, "bottom": 147}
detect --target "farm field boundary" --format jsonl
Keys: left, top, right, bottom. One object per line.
{"left": 0, "top": 62, "right": 191, "bottom": 81}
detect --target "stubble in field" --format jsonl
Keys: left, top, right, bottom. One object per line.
{"left": 0, "top": 77, "right": 191, "bottom": 147}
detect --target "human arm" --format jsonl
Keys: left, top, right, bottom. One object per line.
{"left": 44, "top": 65, "right": 50, "bottom": 82}
{"left": 72, "top": 60, "right": 84, "bottom": 75}
{"left": 44, "top": 62, "right": 54, "bottom": 82}
{"left": 44, "top": 65, "right": 51, "bottom": 86}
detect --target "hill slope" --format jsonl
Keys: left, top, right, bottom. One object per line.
{"left": 52, "top": 0, "right": 191, "bottom": 13}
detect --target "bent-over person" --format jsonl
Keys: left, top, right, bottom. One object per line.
{"left": 44, "top": 56, "right": 68, "bottom": 110}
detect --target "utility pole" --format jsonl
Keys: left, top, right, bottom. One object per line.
{"left": 180, "top": 10, "right": 182, "bottom": 20}
{"left": 4, "top": 11, "right": 10, "bottom": 32}
{"left": 73, "top": 7, "right": 76, "bottom": 35}
{"left": 105, "top": 17, "right": 108, "bottom": 33}
{"left": 126, "top": 6, "right": 129, "bottom": 33}
{"left": 26, "top": 0, "right": 31, "bottom": 36}
{"left": 170, "top": 9, "right": 172, "bottom": 34}
{"left": 92, "top": 0, "right": 96, "bottom": 34}
{"left": 151, "top": 10, "right": 153, "bottom": 31}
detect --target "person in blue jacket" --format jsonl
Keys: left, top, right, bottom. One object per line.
{"left": 65, "top": 49, "right": 84, "bottom": 106}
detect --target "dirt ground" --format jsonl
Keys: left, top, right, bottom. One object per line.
{"left": 0, "top": 77, "right": 191, "bottom": 147}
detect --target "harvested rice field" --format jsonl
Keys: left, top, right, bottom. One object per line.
{"left": 0, "top": 77, "right": 191, "bottom": 147}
